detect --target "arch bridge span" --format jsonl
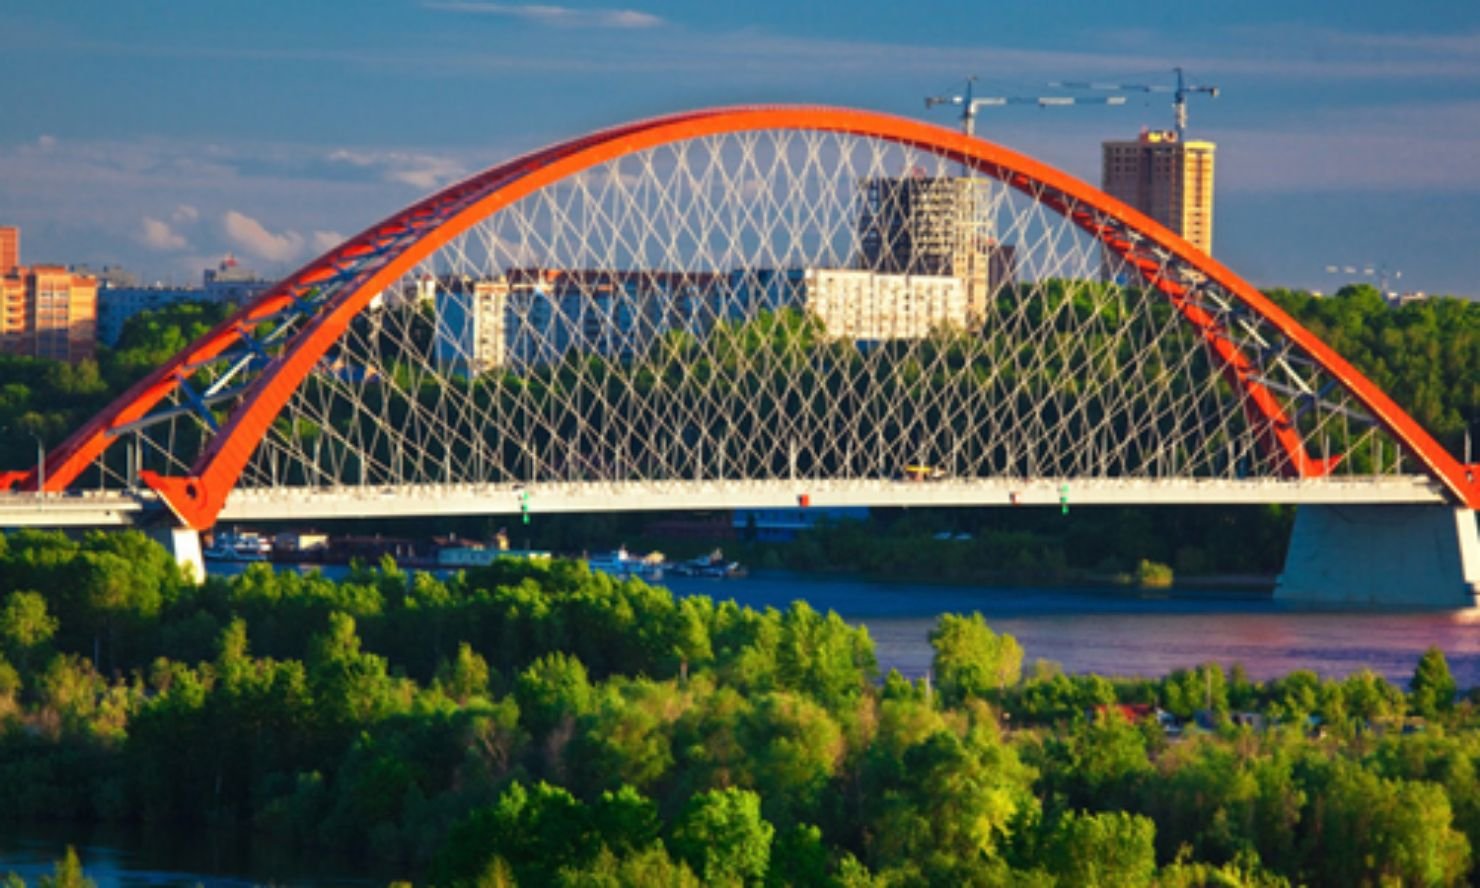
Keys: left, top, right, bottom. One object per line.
{"left": 0, "top": 106, "right": 1474, "bottom": 555}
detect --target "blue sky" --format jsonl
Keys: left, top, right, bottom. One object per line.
{"left": 2, "top": 0, "right": 1478, "bottom": 295}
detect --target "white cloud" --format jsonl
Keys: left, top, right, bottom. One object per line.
{"left": 328, "top": 148, "right": 467, "bottom": 191}
{"left": 327, "top": 148, "right": 376, "bottom": 167}
{"left": 386, "top": 156, "right": 466, "bottom": 190}
{"left": 423, "top": 2, "right": 664, "bottom": 29}
{"left": 36, "top": 135, "right": 57, "bottom": 151}
{"left": 312, "top": 230, "right": 345, "bottom": 254}
{"left": 222, "top": 210, "right": 305, "bottom": 263}
{"left": 140, "top": 216, "right": 188, "bottom": 251}
{"left": 171, "top": 204, "right": 199, "bottom": 223}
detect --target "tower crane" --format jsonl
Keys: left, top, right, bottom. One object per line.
{"left": 925, "top": 76, "right": 1127, "bottom": 137}
{"left": 1052, "top": 67, "right": 1220, "bottom": 138}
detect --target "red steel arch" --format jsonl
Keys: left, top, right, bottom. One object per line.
{"left": 7, "top": 106, "right": 1477, "bottom": 528}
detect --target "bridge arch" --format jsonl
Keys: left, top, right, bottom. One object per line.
{"left": 8, "top": 106, "right": 1476, "bottom": 528}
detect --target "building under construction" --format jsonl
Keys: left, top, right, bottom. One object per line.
{"left": 855, "top": 176, "right": 1017, "bottom": 326}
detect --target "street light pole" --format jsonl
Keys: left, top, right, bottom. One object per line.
{"left": 32, "top": 434, "right": 44, "bottom": 496}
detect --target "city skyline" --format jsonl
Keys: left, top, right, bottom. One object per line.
{"left": 2, "top": 1, "right": 1478, "bottom": 295}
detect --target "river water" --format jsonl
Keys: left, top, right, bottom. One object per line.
{"left": 205, "top": 561, "right": 1480, "bottom": 688}
{"left": 7, "top": 566, "right": 1477, "bottom": 885}
{"left": 661, "top": 572, "right": 1480, "bottom": 688}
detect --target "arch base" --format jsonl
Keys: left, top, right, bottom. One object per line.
{"left": 1276, "top": 505, "right": 1480, "bottom": 607}
{"left": 148, "top": 525, "right": 204, "bottom": 586}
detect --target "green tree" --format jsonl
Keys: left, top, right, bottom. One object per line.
{"left": 0, "top": 655, "right": 20, "bottom": 712}
{"left": 37, "top": 847, "right": 95, "bottom": 888}
{"left": 1303, "top": 760, "right": 1470, "bottom": 886}
{"left": 307, "top": 612, "right": 402, "bottom": 725}
{"left": 515, "top": 651, "right": 594, "bottom": 739}
{"left": 1411, "top": 646, "right": 1457, "bottom": 720}
{"left": 436, "top": 642, "right": 492, "bottom": 704}
{"left": 436, "top": 780, "right": 599, "bottom": 886}
{"left": 670, "top": 787, "right": 775, "bottom": 886}
{"left": 1046, "top": 810, "right": 1157, "bottom": 888}
{"left": 0, "top": 590, "right": 58, "bottom": 651}
{"left": 0, "top": 589, "right": 58, "bottom": 674}
{"left": 557, "top": 845, "right": 701, "bottom": 887}
{"left": 929, "top": 612, "right": 1023, "bottom": 704}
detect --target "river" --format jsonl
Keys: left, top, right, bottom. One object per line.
{"left": 6, "top": 564, "right": 1476, "bottom": 885}
{"left": 660, "top": 571, "right": 1480, "bottom": 688}
{"left": 205, "top": 561, "right": 1480, "bottom": 688}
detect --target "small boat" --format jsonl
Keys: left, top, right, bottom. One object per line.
{"left": 203, "top": 530, "right": 271, "bottom": 562}
{"left": 587, "top": 546, "right": 665, "bottom": 581}
{"left": 672, "top": 549, "right": 746, "bottom": 578}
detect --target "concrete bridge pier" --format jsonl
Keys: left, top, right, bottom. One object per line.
{"left": 148, "top": 526, "right": 205, "bottom": 584}
{"left": 1277, "top": 505, "right": 1480, "bottom": 607}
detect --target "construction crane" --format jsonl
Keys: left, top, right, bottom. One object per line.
{"left": 1052, "top": 67, "right": 1220, "bottom": 138}
{"left": 924, "top": 76, "right": 1127, "bottom": 138}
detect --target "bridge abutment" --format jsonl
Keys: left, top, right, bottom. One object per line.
{"left": 149, "top": 526, "right": 204, "bottom": 584}
{"left": 1277, "top": 505, "right": 1480, "bottom": 607}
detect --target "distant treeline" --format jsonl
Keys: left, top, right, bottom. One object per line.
{"left": 2, "top": 530, "right": 1478, "bottom": 886}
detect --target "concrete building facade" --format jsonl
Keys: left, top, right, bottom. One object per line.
{"left": 429, "top": 261, "right": 983, "bottom": 377}
{"left": 1102, "top": 130, "right": 1216, "bottom": 256}
{"left": 0, "top": 227, "right": 97, "bottom": 363}
{"left": 433, "top": 276, "right": 513, "bottom": 376}
{"left": 856, "top": 176, "right": 1016, "bottom": 326}
{"left": 0, "top": 226, "right": 18, "bottom": 274}
{"left": 803, "top": 269, "right": 967, "bottom": 341}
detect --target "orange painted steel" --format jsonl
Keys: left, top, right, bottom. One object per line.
{"left": 6, "top": 106, "right": 1474, "bottom": 527}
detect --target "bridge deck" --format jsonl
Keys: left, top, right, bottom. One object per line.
{"left": 0, "top": 477, "right": 1448, "bottom": 528}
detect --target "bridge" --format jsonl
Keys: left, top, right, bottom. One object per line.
{"left": 0, "top": 106, "right": 1475, "bottom": 604}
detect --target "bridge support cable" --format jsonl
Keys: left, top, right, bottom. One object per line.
{"left": 1, "top": 107, "right": 1473, "bottom": 529}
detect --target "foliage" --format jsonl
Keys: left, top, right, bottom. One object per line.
{"left": 1411, "top": 646, "right": 1457, "bottom": 720}
{"left": 669, "top": 787, "right": 774, "bottom": 885}
{"left": 1, "top": 534, "right": 1479, "bottom": 885}
{"left": 929, "top": 611, "right": 1023, "bottom": 704}
{"left": 1137, "top": 559, "right": 1174, "bottom": 589}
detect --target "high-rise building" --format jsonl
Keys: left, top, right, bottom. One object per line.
{"left": 0, "top": 226, "right": 98, "bottom": 363}
{"left": 856, "top": 176, "right": 1016, "bottom": 325}
{"left": 0, "top": 226, "right": 18, "bottom": 274}
{"left": 1101, "top": 130, "right": 1215, "bottom": 256}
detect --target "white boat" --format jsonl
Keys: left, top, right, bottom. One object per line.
{"left": 587, "top": 546, "right": 664, "bottom": 580}
{"left": 203, "top": 530, "right": 271, "bottom": 562}
{"left": 672, "top": 549, "right": 747, "bottom": 578}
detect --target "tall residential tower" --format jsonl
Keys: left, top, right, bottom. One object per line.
{"left": 1101, "top": 130, "right": 1215, "bottom": 256}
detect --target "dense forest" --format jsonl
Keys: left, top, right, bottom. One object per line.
{"left": 1, "top": 531, "right": 1477, "bottom": 886}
